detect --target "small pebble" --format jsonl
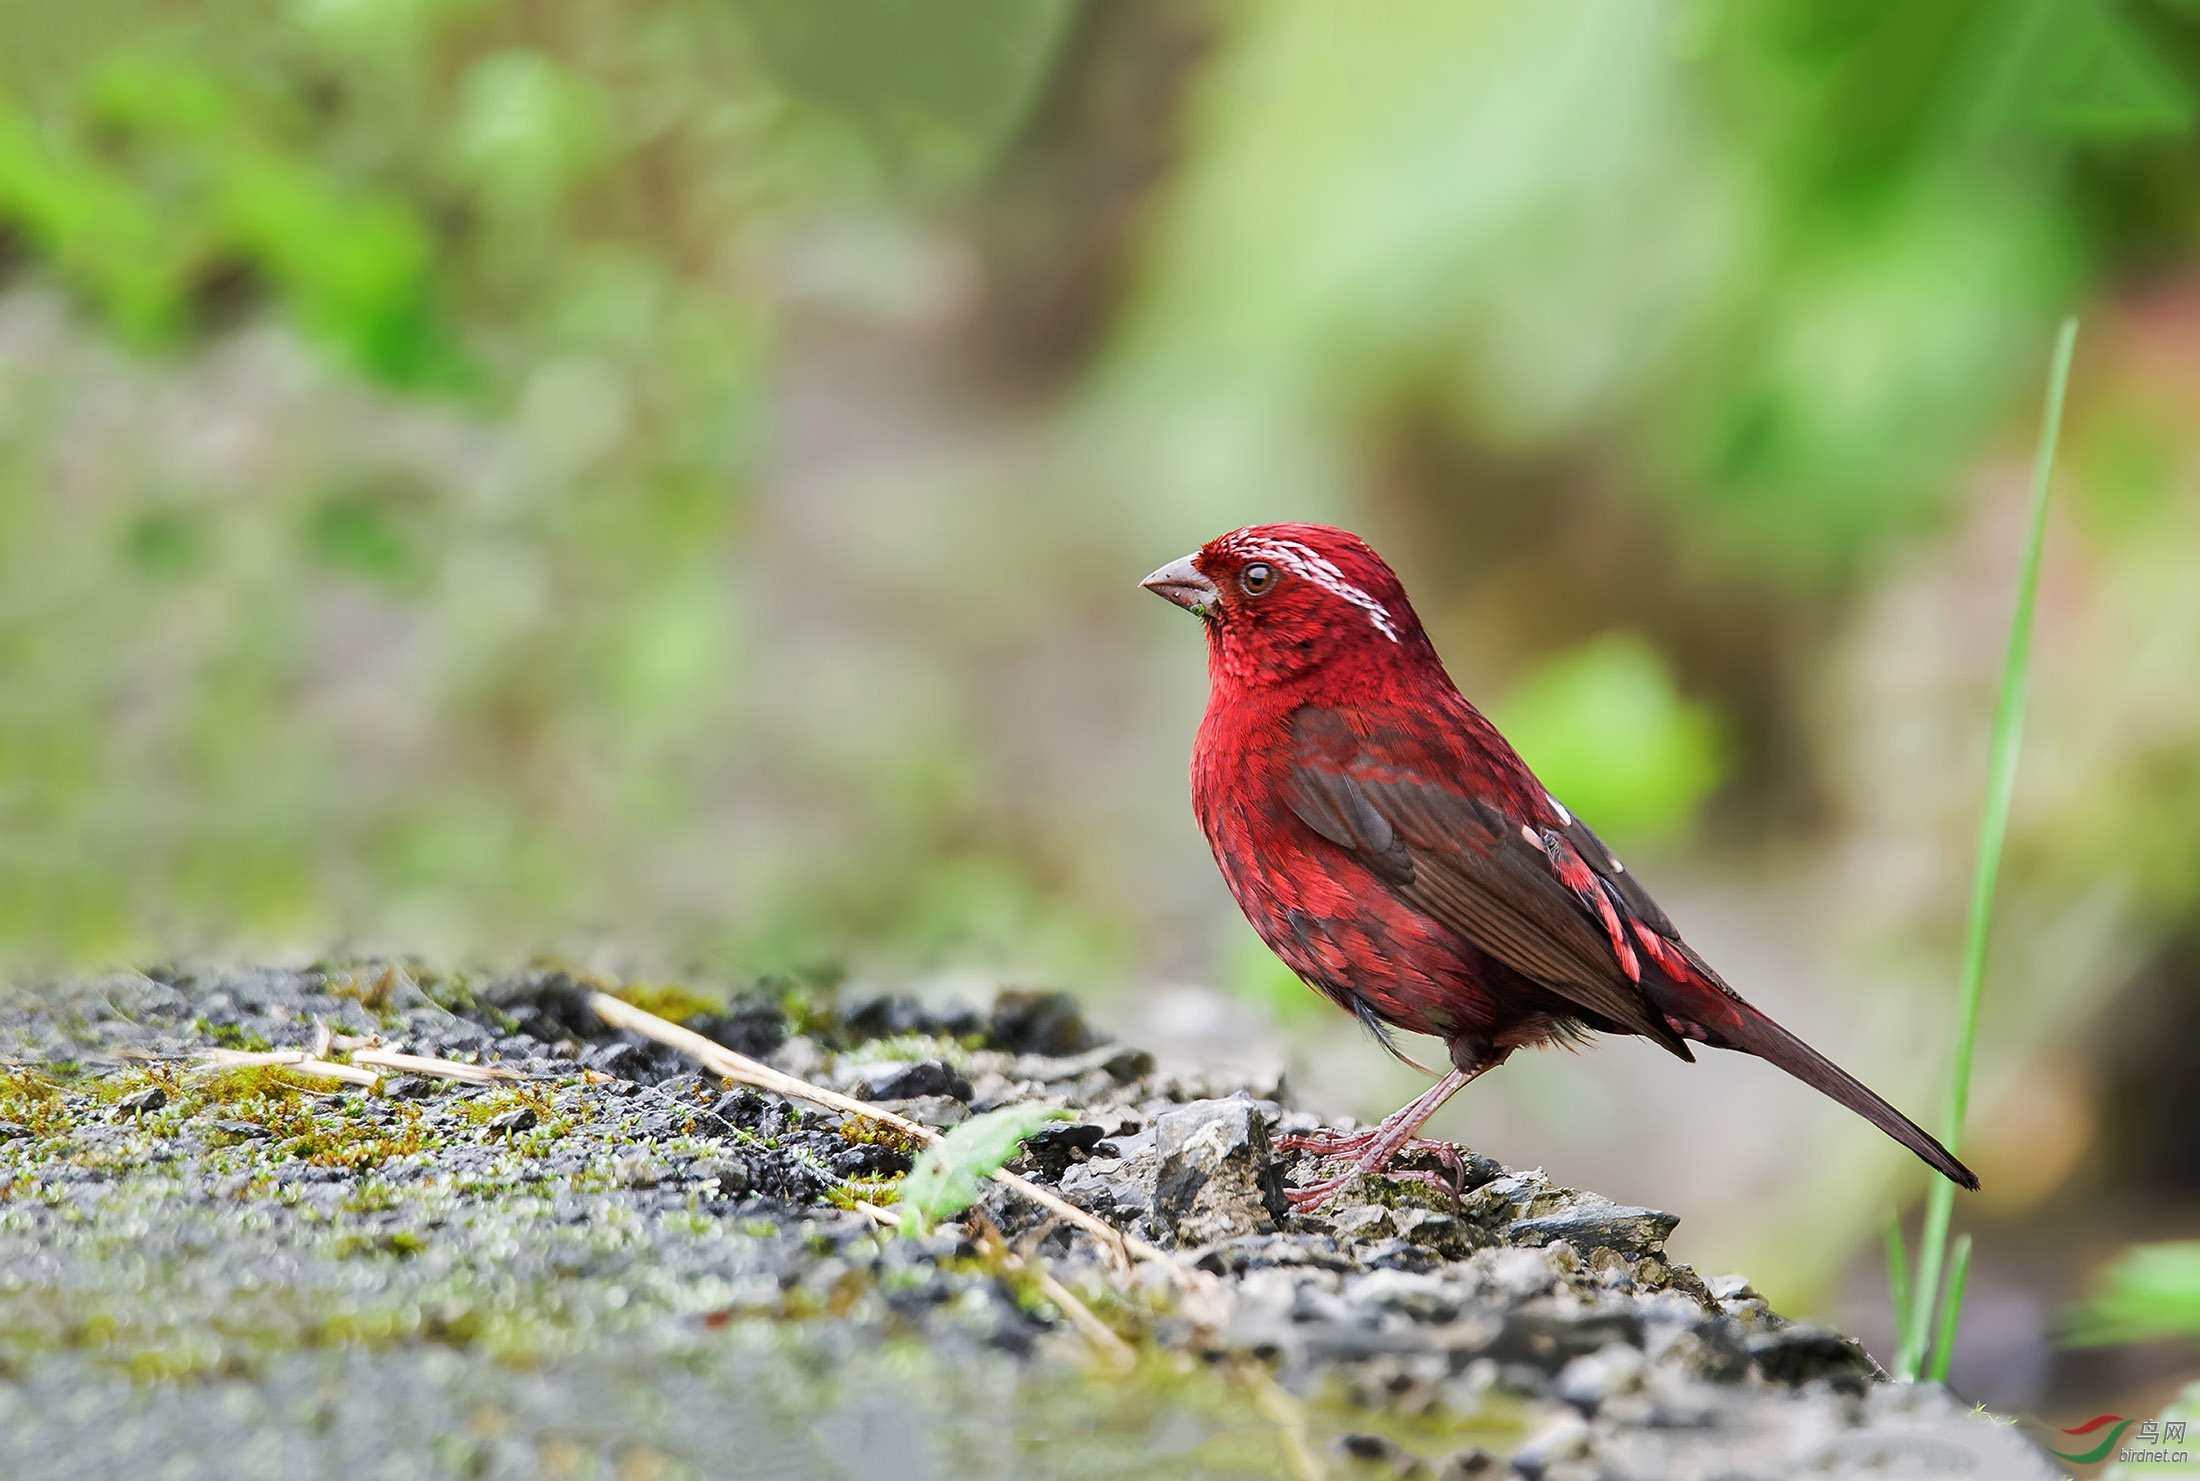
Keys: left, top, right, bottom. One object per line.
{"left": 1335, "top": 1431, "right": 1398, "bottom": 1463}
{"left": 1437, "top": 1449, "right": 1502, "bottom": 1479}
{"left": 695, "top": 1157, "right": 753, "bottom": 1195}
{"left": 114, "top": 1087, "right": 168, "bottom": 1119}
{"left": 829, "top": 1143, "right": 913, "bottom": 1179}
{"left": 856, "top": 1060, "right": 973, "bottom": 1103}
{"left": 486, "top": 1107, "right": 538, "bottom": 1135}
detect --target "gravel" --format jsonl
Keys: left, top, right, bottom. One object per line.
{"left": 0, "top": 964, "right": 2058, "bottom": 1479}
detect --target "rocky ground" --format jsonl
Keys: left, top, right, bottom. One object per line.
{"left": 0, "top": 965, "right": 2058, "bottom": 1480}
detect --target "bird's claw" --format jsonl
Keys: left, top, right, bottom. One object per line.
{"left": 1277, "top": 1126, "right": 1470, "bottom": 1212}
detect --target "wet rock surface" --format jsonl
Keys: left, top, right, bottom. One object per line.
{"left": 0, "top": 965, "right": 2055, "bottom": 1479}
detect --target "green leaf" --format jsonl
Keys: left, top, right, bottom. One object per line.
{"left": 452, "top": 50, "right": 611, "bottom": 213}
{"left": 738, "top": 0, "right": 1075, "bottom": 177}
{"left": 1492, "top": 632, "right": 1724, "bottom": 849}
{"left": 2066, "top": 1241, "right": 2200, "bottom": 1346}
{"left": 897, "top": 1104, "right": 1072, "bottom": 1235}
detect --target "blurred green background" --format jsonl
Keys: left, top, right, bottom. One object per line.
{"left": 4, "top": 0, "right": 2199, "bottom": 1436}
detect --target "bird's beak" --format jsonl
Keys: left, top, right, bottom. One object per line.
{"left": 1140, "top": 553, "right": 1219, "bottom": 617}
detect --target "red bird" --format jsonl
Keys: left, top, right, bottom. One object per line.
{"left": 1144, "top": 523, "right": 1978, "bottom": 1209}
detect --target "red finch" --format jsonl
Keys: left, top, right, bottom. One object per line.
{"left": 1144, "top": 522, "right": 1977, "bottom": 1209}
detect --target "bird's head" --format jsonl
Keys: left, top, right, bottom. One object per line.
{"left": 1141, "top": 523, "right": 1435, "bottom": 687}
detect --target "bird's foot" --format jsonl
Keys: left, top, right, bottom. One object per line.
{"left": 1276, "top": 1123, "right": 1469, "bottom": 1212}
{"left": 1282, "top": 1163, "right": 1466, "bottom": 1212}
{"left": 1273, "top": 1066, "right": 1482, "bottom": 1214}
{"left": 1278, "top": 1126, "right": 1462, "bottom": 1164}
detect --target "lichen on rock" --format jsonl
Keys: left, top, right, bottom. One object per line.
{"left": 0, "top": 965, "right": 2059, "bottom": 1480}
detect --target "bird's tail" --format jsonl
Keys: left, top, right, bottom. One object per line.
{"left": 1680, "top": 991, "right": 1979, "bottom": 1191}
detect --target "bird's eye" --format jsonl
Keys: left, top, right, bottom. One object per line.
{"left": 1239, "top": 562, "right": 1276, "bottom": 596}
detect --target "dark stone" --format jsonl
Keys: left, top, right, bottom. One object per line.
{"left": 695, "top": 1157, "right": 753, "bottom": 1196}
{"left": 926, "top": 1003, "right": 985, "bottom": 1040}
{"left": 1017, "top": 1121, "right": 1106, "bottom": 1178}
{"left": 830, "top": 992, "right": 981, "bottom": 1047}
{"left": 840, "top": 994, "right": 930, "bottom": 1042}
{"left": 278, "top": 1164, "right": 348, "bottom": 1184}
{"left": 1101, "top": 1048, "right": 1155, "bottom": 1083}
{"left": 1437, "top": 1448, "right": 1502, "bottom": 1479}
{"left": 1335, "top": 1431, "right": 1397, "bottom": 1462}
{"left": 1152, "top": 1098, "right": 1287, "bottom": 1244}
{"left": 625, "top": 1040, "right": 693, "bottom": 1086}
{"left": 1193, "top": 1234, "right": 1355, "bottom": 1276}
{"left": 478, "top": 970, "right": 613, "bottom": 1043}
{"left": 0, "top": 1121, "right": 27, "bottom": 1141}
{"left": 114, "top": 1087, "right": 168, "bottom": 1119}
{"left": 1747, "top": 1322, "right": 1878, "bottom": 1390}
{"left": 1508, "top": 1196, "right": 1678, "bottom": 1257}
{"left": 1483, "top": 1310, "right": 1645, "bottom": 1373}
{"left": 485, "top": 1107, "right": 538, "bottom": 1135}
{"left": 829, "top": 1143, "right": 914, "bottom": 1179}
{"left": 751, "top": 1157, "right": 831, "bottom": 1205}
{"left": 211, "top": 1120, "right": 269, "bottom": 1139}
{"left": 380, "top": 1077, "right": 433, "bottom": 1100}
{"left": 1055, "top": 1134, "right": 1159, "bottom": 1229}
{"left": 691, "top": 1004, "right": 788, "bottom": 1060}
{"left": 708, "top": 1090, "right": 767, "bottom": 1129}
{"left": 575, "top": 1035, "right": 684, "bottom": 1086}
{"left": 987, "top": 989, "right": 1104, "bottom": 1056}
{"left": 1662, "top": 1317, "right": 1753, "bottom": 1384}
{"left": 856, "top": 1060, "right": 973, "bottom": 1103}
{"left": 585, "top": 1041, "right": 635, "bottom": 1072}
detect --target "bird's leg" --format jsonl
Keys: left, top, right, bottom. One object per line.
{"left": 1277, "top": 1065, "right": 1484, "bottom": 1212}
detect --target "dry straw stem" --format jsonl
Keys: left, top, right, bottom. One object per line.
{"left": 196, "top": 1048, "right": 380, "bottom": 1088}
{"left": 1033, "top": 1269, "right": 1139, "bottom": 1373}
{"left": 589, "top": 992, "right": 1209, "bottom": 1299}
{"left": 1238, "top": 1357, "right": 1330, "bottom": 1481}
{"left": 197, "top": 1045, "right": 521, "bottom": 1089}
{"left": 853, "top": 1199, "right": 1139, "bottom": 1373}
{"left": 349, "top": 1048, "right": 521, "bottom": 1086}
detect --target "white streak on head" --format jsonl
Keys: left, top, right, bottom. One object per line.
{"left": 1231, "top": 537, "right": 1400, "bottom": 642}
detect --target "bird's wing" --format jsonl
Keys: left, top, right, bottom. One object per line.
{"left": 1286, "top": 705, "right": 1695, "bottom": 1060}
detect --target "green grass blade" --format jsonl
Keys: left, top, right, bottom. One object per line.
{"left": 1897, "top": 316, "right": 2078, "bottom": 1381}
{"left": 1884, "top": 1212, "right": 1912, "bottom": 1339}
{"left": 1927, "top": 1234, "right": 1974, "bottom": 1383}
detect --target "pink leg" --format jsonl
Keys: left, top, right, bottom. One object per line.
{"left": 1275, "top": 1065, "right": 1485, "bottom": 1211}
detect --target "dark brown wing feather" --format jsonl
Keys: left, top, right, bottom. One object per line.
{"left": 1285, "top": 712, "right": 1693, "bottom": 1061}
